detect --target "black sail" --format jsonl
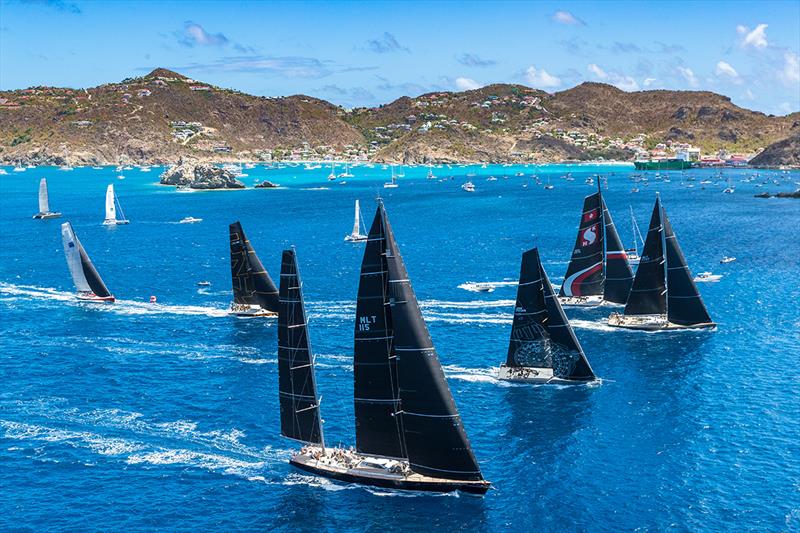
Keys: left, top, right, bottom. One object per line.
{"left": 601, "top": 196, "right": 634, "bottom": 304}
{"left": 75, "top": 234, "right": 112, "bottom": 298}
{"left": 353, "top": 204, "right": 406, "bottom": 459}
{"left": 278, "top": 249, "right": 324, "bottom": 445}
{"left": 229, "top": 221, "right": 279, "bottom": 311}
{"left": 384, "top": 212, "right": 483, "bottom": 481}
{"left": 505, "top": 248, "right": 549, "bottom": 368}
{"left": 559, "top": 192, "right": 604, "bottom": 297}
{"left": 663, "top": 210, "right": 714, "bottom": 326}
{"left": 624, "top": 197, "right": 667, "bottom": 316}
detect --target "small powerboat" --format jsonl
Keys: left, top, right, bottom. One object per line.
{"left": 694, "top": 272, "right": 721, "bottom": 282}
{"left": 720, "top": 256, "right": 736, "bottom": 264}
{"left": 461, "top": 181, "right": 476, "bottom": 192}
{"left": 179, "top": 216, "right": 203, "bottom": 224}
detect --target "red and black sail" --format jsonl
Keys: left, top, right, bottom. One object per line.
{"left": 559, "top": 192, "right": 605, "bottom": 297}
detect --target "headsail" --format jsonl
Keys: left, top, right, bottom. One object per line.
{"left": 507, "top": 248, "right": 594, "bottom": 380}
{"left": 104, "top": 184, "right": 116, "bottom": 222}
{"left": 278, "top": 248, "right": 324, "bottom": 445}
{"left": 39, "top": 178, "right": 50, "bottom": 213}
{"left": 353, "top": 203, "right": 406, "bottom": 459}
{"left": 559, "top": 192, "right": 604, "bottom": 297}
{"left": 623, "top": 197, "right": 666, "bottom": 316}
{"left": 229, "top": 222, "right": 279, "bottom": 311}
{"left": 663, "top": 208, "right": 713, "bottom": 326}
{"left": 600, "top": 195, "right": 634, "bottom": 304}
{"left": 61, "top": 222, "right": 112, "bottom": 298}
{"left": 385, "top": 207, "right": 483, "bottom": 481}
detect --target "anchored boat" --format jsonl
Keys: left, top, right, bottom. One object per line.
{"left": 33, "top": 178, "right": 62, "bottom": 219}
{"left": 608, "top": 194, "right": 715, "bottom": 331}
{"left": 499, "top": 248, "right": 596, "bottom": 383}
{"left": 281, "top": 204, "right": 490, "bottom": 495}
{"left": 344, "top": 199, "right": 368, "bottom": 242}
{"left": 558, "top": 183, "right": 634, "bottom": 307}
{"left": 60, "top": 222, "right": 115, "bottom": 302}
{"left": 102, "top": 184, "right": 129, "bottom": 225}
{"left": 228, "top": 221, "right": 279, "bottom": 317}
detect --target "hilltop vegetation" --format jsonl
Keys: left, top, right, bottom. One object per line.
{"left": 0, "top": 69, "right": 797, "bottom": 165}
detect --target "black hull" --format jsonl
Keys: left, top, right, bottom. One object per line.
{"left": 289, "top": 457, "right": 490, "bottom": 495}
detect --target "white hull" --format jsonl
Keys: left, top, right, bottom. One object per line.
{"left": 497, "top": 365, "right": 581, "bottom": 384}
{"left": 33, "top": 212, "right": 62, "bottom": 220}
{"left": 608, "top": 312, "right": 715, "bottom": 331}
{"left": 103, "top": 219, "right": 129, "bottom": 225}
{"left": 76, "top": 292, "right": 115, "bottom": 303}
{"left": 558, "top": 295, "right": 603, "bottom": 307}
{"left": 344, "top": 234, "right": 368, "bottom": 242}
{"left": 229, "top": 303, "right": 277, "bottom": 317}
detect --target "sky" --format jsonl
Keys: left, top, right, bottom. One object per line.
{"left": 0, "top": 0, "right": 798, "bottom": 115}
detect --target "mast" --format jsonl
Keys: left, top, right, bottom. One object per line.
{"left": 278, "top": 248, "right": 324, "bottom": 447}
{"left": 61, "top": 222, "right": 112, "bottom": 297}
{"left": 384, "top": 206, "right": 483, "bottom": 481}
{"left": 660, "top": 195, "right": 669, "bottom": 319}
{"left": 104, "top": 184, "right": 116, "bottom": 222}
{"left": 559, "top": 191, "right": 604, "bottom": 298}
{"left": 623, "top": 197, "right": 667, "bottom": 316}
{"left": 600, "top": 191, "right": 635, "bottom": 304}
{"left": 353, "top": 202, "right": 406, "bottom": 459}
{"left": 662, "top": 205, "right": 714, "bottom": 326}
{"left": 39, "top": 178, "right": 49, "bottom": 213}
{"left": 228, "top": 222, "right": 279, "bottom": 311}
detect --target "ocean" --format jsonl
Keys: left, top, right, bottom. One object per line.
{"left": 1, "top": 163, "right": 799, "bottom": 531}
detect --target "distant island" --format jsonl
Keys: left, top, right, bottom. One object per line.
{"left": 1, "top": 68, "right": 798, "bottom": 167}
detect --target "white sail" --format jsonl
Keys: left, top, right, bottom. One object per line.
{"left": 38, "top": 178, "right": 49, "bottom": 213}
{"left": 352, "top": 200, "right": 361, "bottom": 236}
{"left": 61, "top": 222, "right": 91, "bottom": 293}
{"left": 104, "top": 184, "right": 116, "bottom": 222}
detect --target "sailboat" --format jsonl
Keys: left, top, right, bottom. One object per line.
{"left": 338, "top": 163, "right": 354, "bottom": 178}
{"left": 608, "top": 194, "right": 715, "bottom": 330}
{"left": 426, "top": 165, "right": 436, "bottom": 180}
{"left": 33, "top": 178, "right": 62, "bottom": 219}
{"left": 558, "top": 183, "right": 634, "bottom": 307}
{"left": 625, "top": 206, "right": 644, "bottom": 265}
{"left": 228, "top": 222, "right": 279, "bottom": 317}
{"left": 60, "top": 222, "right": 115, "bottom": 302}
{"left": 102, "top": 184, "right": 129, "bottom": 225}
{"left": 383, "top": 166, "right": 398, "bottom": 188}
{"left": 344, "top": 200, "right": 368, "bottom": 242}
{"left": 281, "top": 204, "right": 490, "bottom": 494}
{"left": 498, "top": 248, "right": 595, "bottom": 383}
{"left": 327, "top": 161, "right": 336, "bottom": 181}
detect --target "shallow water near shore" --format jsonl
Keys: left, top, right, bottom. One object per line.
{"left": 1, "top": 163, "right": 799, "bottom": 531}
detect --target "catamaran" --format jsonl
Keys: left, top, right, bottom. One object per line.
{"left": 228, "top": 221, "right": 279, "bottom": 317}
{"left": 344, "top": 200, "right": 368, "bottom": 242}
{"left": 60, "top": 222, "right": 115, "bottom": 302}
{"left": 280, "top": 204, "right": 490, "bottom": 494}
{"left": 558, "top": 183, "right": 634, "bottom": 307}
{"left": 102, "top": 184, "right": 129, "bottom": 225}
{"left": 608, "top": 194, "right": 715, "bottom": 331}
{"left": 33, "top": 178, "right": 62, "bottom": 219}
{"left": 498, "top": 248, "right": 596, "bottom": 383}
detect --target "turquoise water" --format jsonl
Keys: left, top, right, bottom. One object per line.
{"left": 1, "top": 163, "right": 799, "bottom": 531}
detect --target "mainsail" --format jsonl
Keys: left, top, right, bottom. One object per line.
{"left": 506, "top": 248, "right": 594, "bottom": 380}
{"left": 559, "top": 192, "right": 604, "bottom": 297}
{"left": 104, "top": 184, "right": 116, "bottom": 223}
{"left": 663, "top": 209, "right": 714, "bottom": 326}
{"left": 353, "top": 203, "right": 406, "bottom": 459}
{"left": 352, "top": 200, "right": 362, "bottom": 237}
{"left": 60, "top": 222, "right": 112, "bottom": 298}
{"left": 385, "top": 211, "right": 483, "bottom": 481}
{"left": 623, "top": 197, "right": 667, "bottom": 316}
{"left": 601, "top": 195, "right": 634, "bottom": 304}
{"left": 229, "top": 221, "right": 279, "bottom": 311}
{"left": 278, "top": 248, "right": 324, "bottom": 445}
{"left": 38, "top": 178, "right": 50, "bottom": 213}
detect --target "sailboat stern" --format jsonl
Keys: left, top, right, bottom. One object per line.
{"left": 607, "top": 312, "right": 715, "bottom": 330}
{"left": 76, "top": 292, "right": 115, "bottom": 303}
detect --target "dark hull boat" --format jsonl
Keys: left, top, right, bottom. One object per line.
{"left": 229, "top": 221, "right": 279, "bottom": 317}
{"left": 33, "top": 178, "right": 62, "bottom": 219}
{"left": 61, "top": 222, "right": 115, "bottom": 302}
{"left": 279, "top": 204, "right": 489, "bottom": 495}
{"left": 558, "top": 182, "right": 634, "bottom": 307}
{"left": 608, "top": 195, "right": 715, "bottom": 331}
{"left": 499, "top": 248, "right": 596, "bottom": 384}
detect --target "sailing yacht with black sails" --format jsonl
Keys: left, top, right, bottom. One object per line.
{"left": 608, "top": 194, "right": 715, "bottom": 330}
{"left": 281, "top": 203, "right": 489, "bottom": 494}
{"left": 61, "top": 222, "right": 115, "bottom": 302}
{"left": 228, "top": 221, "right": 279, "bottom": 317}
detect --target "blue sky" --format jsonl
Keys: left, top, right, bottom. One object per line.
{"left": 1, "top": 0, "right": 798, "bottom": 114}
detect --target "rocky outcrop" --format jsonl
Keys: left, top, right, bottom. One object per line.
{"left": 255, "top": 180, "right": 279, "bottom": 188}
{"left": 754, "top": 189, "right": 800, "bottom": 199}
{"left": 160, "top": 158, "right": 244, "bottom": 189}
{"left": 749, "top": 133, "right": 800, "bottom": 168}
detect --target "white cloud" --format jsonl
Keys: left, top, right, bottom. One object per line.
{"left": 525, "top": 66, "right": 561, "bottom": 88}
{"left": 677, "top": 66, "right": 699, "bottom": 87}
{"left": 179, "top": 21, "right": 229, "bottom": 47}
{"left": 779, "top": 51, "right": 800, "bottom": 85}
{"left": 587, "top": 63, "right": 607, "bottom": 79}
{"left": 454, "top": 77, "right": 482, "bottom": 91}
{"left": 643, "top": 77, "right": 657, "bottom": 87}
{"left": 744, "top": 88, "right": 755, "bottom": 101}
{"left": 738, "top": 23, "right": 768, "bottom": 50}
{"left": 552, "top": 10, "right": 584, "bottom": 25}
{"left": 715, "top": 61, "right": 739, "bottom": 78}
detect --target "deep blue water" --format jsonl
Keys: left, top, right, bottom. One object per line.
{"left": 1, "top": 163, "right": 799, "bottom": 531}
